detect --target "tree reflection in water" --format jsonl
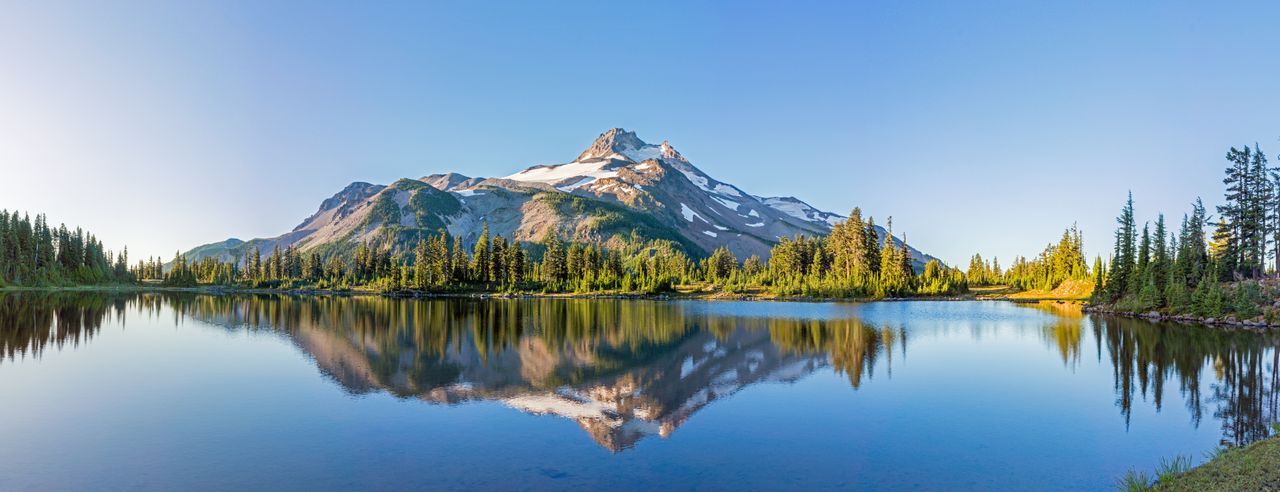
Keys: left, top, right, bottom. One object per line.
{"left": 1022, "top": 300, "right": 1280, "bottom": 447}
{"left": 2, "top": 293, "right": 1276, "bottom": 450}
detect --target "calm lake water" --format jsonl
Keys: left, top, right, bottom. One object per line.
{"left": 1, "top": 293, "right": 1277, "bottom": 491}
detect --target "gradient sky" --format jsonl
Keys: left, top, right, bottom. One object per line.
{"left": 3, "top": 1, "right": 1278, "bottom": 266}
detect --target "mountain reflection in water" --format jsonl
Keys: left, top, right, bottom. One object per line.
{"left": 1, "top": 293, "right": 1277, "bottom": 451}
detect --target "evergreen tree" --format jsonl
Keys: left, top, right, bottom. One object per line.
{"left": 1103, "top": 193, "right": 1138, "bottom": 302}
{"left": 472, "top": 222, "right": 490, "bottom": 282}
{"left": 1137, "top": 223, "right": 1151, "bottom": 276}
{"left": 863, "top": 217, "right": 881, "bottom": 277}
{"left": 413, "top": 238, "right": 429, "bottom": 289}
{"left": 1149, "top": 214, "right": 1168, "bottom": 302}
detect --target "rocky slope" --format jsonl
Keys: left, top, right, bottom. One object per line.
{"left": 182, "top": 128, "right": 937, "bottom": 266}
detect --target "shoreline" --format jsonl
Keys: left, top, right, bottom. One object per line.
{"left": 1150, "top": 435, "right": 1280, "bottom": 491}
{"left": 0, "top": 284, "right": 1004, "bottom": 304}
{"left": 1081, "top": 304, "right": 1280, "bottom": 331}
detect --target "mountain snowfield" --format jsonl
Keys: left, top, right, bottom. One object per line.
{"left": 181, "top": 128, "right": 937, "bottom": 267}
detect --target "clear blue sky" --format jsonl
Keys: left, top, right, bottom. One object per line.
{"left": 2, "top": 1, "right": 1278, "bottom": 266}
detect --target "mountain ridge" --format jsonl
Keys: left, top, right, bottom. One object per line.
{"left": 180, "top": 128, "right": 938, "bottom": 268}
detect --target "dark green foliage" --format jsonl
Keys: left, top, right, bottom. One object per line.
{"left": 1216, "top": 144, "right": 1271, "bottom": 279}
{"left": 1098, "top": 142, "right": 1280, "bottom": 319}
{"left": 1232, "top": 280, "right": 1262, "bottom": 319}
{"left": 1191, "top": 269, "right": 1224, "bottom": 317}
{"left": 1104, "top": 193, "right": 1139, "bottom": 302}
{"left": 535, "top": 192, "right": 702, "bottom": 255}
{"left": 0, "top": 209, "right": 132, "bottom": 286}
{"left": 406, "top": 186, "right": 461, "bottom": 229}
{"left": 143, "top": 203, "right": 973, "bottom": 299}
{"left": 390, "top": 178, "right": 428, "bottom": 191}
{"left": 705, "top": 247, "right": 737, "bottom": 281}
{"left": 7, "top": 194, "right": 977, "bottom": 300}
{"left": 363, "top": 193, "right": 403, "bottom": 228}
{"left": 758, "top": 211, "right": 964, "bottom": 298}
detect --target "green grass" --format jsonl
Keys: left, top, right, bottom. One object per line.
{"left": 1152, "top": 437, "right": 1280, "bottom": 491}
{"left": 1117, "top": 469, "right": 1154, "bottom": 492}
{"left": 1154, "top": 455, "right": 1193, "bottom": 483}
{"left": 1203, "top": 445, "right": 1229, "bottom": 461}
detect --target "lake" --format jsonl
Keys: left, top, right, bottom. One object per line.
{"left": 0, "top": 293, "right": 1276, "bottom": 490}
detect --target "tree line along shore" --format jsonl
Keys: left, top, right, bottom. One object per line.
{"left": 1089, "top": 143, "right": 1280, "bottom": 329}
{"left": 1, "top": 205, "right": 1098, "bottom": 303}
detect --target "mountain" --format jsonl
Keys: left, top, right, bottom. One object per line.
{"left": 296, "top": 314, "right": 828, "bottom": 452}
{"left": 176, "top": 297, "right": 881, "bottom": 452}
{"left": 181, "top": 128, "right": 937, "bottom": 267}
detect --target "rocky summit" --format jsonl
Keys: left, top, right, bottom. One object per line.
{"left": 181, "top": 128, "right": 937, "bottom": 266}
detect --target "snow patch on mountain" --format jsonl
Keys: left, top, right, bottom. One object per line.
{"left": 714, "top": 184, "right": 742, "bottom": 197}
{"left": 680, "top": 203, "right": 705, "bottom": 223}
{"left": 504, "top": 159, "right": 619, "bottom": 188}
{"left": 759, "top": 196, "right": 842, "bottom": 226}
{"left": 621, "top": 145, "right": 663, "bottom": 163}
{"left": 559, "top": 176, "right": 596, "bottom": 192}
{"left": 710, "top": 196, "right": 740, "bottom": 211}
{"left": 676, "top": 167, "right": 712, "bottom": 192}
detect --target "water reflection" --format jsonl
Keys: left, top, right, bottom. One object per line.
{"left": 0, "top": 292, "right": 126, "bottom": 362}
{"left": 1089, "top": 314, "right": 1280, "bottom": 446}
{"left": 2, "top": 293, "right": 1277, "bottom": 451}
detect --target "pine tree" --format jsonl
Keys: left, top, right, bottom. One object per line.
{"left": 451, "top": 234, "right": 467, "bottom": 283}
{"left": 1248, "top": 143, "right": 1271, "bottom": 277}
{"left": 1137, "top": 223, "right": 1151, "bottom": 276}
{"left": 1093, "top": 255, "right": 1105, "bottom": 293}
{"left": 878, "top": 218, "right": 902, "bottom": 296}
{"left": 1104, "top": 192, "right": 1138, "bottom": 301}
{"left": 1150, "top": 214, "right": 1168, "bottom": 303}
{"left": 863, "top": 217, "right": 881, "bottom": 277}
{"left": 413, "top": 238, "right": 429, "bottom": 289}
{"left": 472, "top": 222, "right": 490, "bottom": 283}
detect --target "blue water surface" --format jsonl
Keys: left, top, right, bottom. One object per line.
{"left": 0, "top": 294, "right": 1274, "bottom": 491}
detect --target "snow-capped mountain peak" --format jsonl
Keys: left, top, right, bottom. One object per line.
{"left": 575, "top": 127, "right": 647, "bottom": 162}
{"left": 660, "top": 140, "right": 684, "bottom": 161}
{"left": 493, "top": 128, "right": 936, "bottom": 261}
{"left": 505, "top": 129, "right": 681, "bottom": 192}
{"left": 180, "top": 127, "right": 940, "bottom": 270}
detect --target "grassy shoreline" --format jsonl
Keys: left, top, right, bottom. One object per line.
{"left": 1138, "top": 435, "right": 1280, "bottom": 491}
